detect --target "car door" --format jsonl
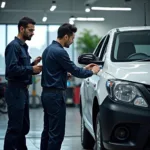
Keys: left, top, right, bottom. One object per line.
{"left": 86, "top": 35, "right": 110, "bottom": 125}
{"left": 82, "top": 42, "right": 101, "bottom": 121}
{"left": 84, "top": 36, "right": 108, "bottom": 124}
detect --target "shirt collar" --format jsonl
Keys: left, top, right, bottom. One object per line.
{"left": 52, "top": 40, "right": 64, "bottom": 49}
{"left": 15, "top": 37, "right": 28, "bottom": 47}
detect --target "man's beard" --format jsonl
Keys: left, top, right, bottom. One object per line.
{"left": 23, "top": 35, "right": 32, "bottom": 41}
{"left": 64, "top": 42, "right": 70, "bottom": 48}
{"left": 23, "top": 32, "right": 32, "bottom": 41}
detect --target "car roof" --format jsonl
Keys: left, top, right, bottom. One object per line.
{"left": 109, "top": 26, "right": 150, "bottom": 34}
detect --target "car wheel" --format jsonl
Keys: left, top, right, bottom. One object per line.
{"left": 94, "top": 112, "right": 106, "bottom": 150}
{"left": 81, "top": 115, "right": 95, "bottom": 149}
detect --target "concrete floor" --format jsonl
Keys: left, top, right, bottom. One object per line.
{"left": 0, "top": 107, "right": 86, "bottom": 150}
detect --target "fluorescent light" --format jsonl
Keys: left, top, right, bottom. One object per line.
{"left": 85, "top": 8, "right": 90, "bottom": 12}
{"left": 69, "top": 16, "right": 75, "bottom": 24}
{"left": 69, "top": 16, "right": 105, "bottom": 22}
{"left": 69, "top": 20, "right": 74, "bottom": 25}
{"left": 50, "top": 5, "right": 56, "bottom": 11}
{"left": 87, "top": 18, "right": 105, "bottom": 21}
{"left": 76, "top": 18, "right": 87, "bottom": 21}
{"left": 42, "top": 16, "right": 47, "bottom": 22}
{"left": 70, "top": 16, "right": 75, "bottom": 21}
{"left": 76, "top": 17, "right": 105, "bottom": 21}
{"left": 91, "top": 7, "right": 132, "bottom": 11}
{"left": 1, "top": 1, "right": 6, "bottom": 8}
{"left": 50, "top": 0, "right": 57, "bottom": 11}
{"left": 85, "top": 4, "right": 90, "bottom": 12}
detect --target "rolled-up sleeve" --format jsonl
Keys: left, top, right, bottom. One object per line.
{"left": 5, "top": 43, "right": 33, "bottom": 77}
{"left": 55, "top": 49, "right": 93, "bottom": 78}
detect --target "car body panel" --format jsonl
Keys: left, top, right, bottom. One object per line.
{"left": 80, "top": 26, "right": 150, "bottom": 149}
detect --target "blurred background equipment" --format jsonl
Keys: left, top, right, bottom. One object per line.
{"left": 29, "top": 76, "right": 41, "bottom": 108}
{"left": 0, "top": 82, "right": 7, "bottom": 114}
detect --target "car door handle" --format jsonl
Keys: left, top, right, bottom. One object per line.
{"left": 86, "top": 78, "right": 89, "bottom": 84}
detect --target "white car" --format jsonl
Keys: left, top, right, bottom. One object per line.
{"left": 78, "top": 26, "right": 150, "bottom": 150}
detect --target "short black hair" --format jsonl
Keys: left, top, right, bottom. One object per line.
{"left": 18, "top": 17, "right": 36, "bottom": 32}
{"left": 57, "top": 23, "right": 77, "bottom": 39}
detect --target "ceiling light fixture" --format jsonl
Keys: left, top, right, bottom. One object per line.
{"left": 69, "top": 16, "right": 75, "bottom": 24}
{"left": 69, "top": 20, "right": 74, "bottom": 25}
{"left": 85, "top": 4, "right": 90, "bottom": 13}
{"left": 70, "top": 16, "right": 75, "bottom": 21}
{"left": 1, "top": 1, "right": 6, "bottom": 8}
{"left": 76, "top": 17, "right": 105, "bottom": 21}
{"left": 69, "top": 16, "right": 105, "bottom": 22}
{"left": 50, "top": 0, "right": 57, "bottom": 11}
{"left": 91, "top": 7, "right": 132, "bottom": 11}
{"left": 42, "top": 14, "right": 47, "bottom": 22}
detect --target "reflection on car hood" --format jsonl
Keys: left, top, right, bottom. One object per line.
{"left": 107, "top": 62, "right": 150, "bottom": 85}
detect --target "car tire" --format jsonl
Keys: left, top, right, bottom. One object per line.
{"left": 94, "top": 112, "right": 106, "bottom": 150}
{"left": 81, "top": 115, "right": 95, "bottom": 149}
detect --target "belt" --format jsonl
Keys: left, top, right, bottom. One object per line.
{"left": 8, "top": 81, "right": 29, "bottom": 89}
{"left": 43, "top": 87, "right": 65, "bottom": 93}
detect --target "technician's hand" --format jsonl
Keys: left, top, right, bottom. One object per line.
{"left": 91, "top": 65, "right": 100, "bottom": 74}
{"left": 84, "top": 63, "right": 98, "bottom": 70}
{"left": 67, "top": 72, "right": 72, "bottom": 80}
{"left": 33, "top": 65, "right": 42, "bottom": 74}
{"left": 33, "top": 56, "right": 42, "bottom": 65}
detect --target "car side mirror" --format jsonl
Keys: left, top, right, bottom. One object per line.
{"left": 78, "top": 53, "right": 104, "bottom": 65}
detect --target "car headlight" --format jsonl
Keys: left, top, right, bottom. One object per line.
{"left": 106, "top": 80, "right": 148, "bottom": 107}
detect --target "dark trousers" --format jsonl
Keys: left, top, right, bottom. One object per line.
{"left": 4, "top": 85, "right": 30, "bottom": 150}
{"left": 40, "top": 89, "right": 66, "bottom": 150}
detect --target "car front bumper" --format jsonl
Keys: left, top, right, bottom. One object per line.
{"left": 100, "top": 96, "right": 150, "bottom": 150}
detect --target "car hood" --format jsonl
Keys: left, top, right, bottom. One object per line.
{"left": 106, "top": 62, "right": 150, "bottom": 85}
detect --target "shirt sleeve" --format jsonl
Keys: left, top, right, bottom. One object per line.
{"left": 31, "top": 61, "right": 35, "bottom": 66}
{"left": 55, "top": 49, "right": 93, "bottom": 78}
{"left": 30, "top": 57, "right": 38, "bottom": 75}
{"left": 5, "top": 43, "right": 33, "bottom": 77}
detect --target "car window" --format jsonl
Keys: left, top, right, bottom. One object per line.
{"left": 112, "top": 30, "right": 150, "bottom": 62}
{"left": 99, "top": 35, "right": 110, "bottom": 61}
{"left": 93, "top": 36, "right": 107, "bottom": 57}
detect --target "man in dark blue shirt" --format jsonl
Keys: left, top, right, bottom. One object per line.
{"left": 4, "top": 17, "right": 42, "bottom": 150}
{"left": 40, "top": 23, "right": 100, "bottom": 150}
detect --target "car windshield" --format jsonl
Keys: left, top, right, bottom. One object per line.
{"left": 112, "top": 30, "right": 150, "bottom": 62}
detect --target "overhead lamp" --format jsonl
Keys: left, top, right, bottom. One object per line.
{"left": 69, "top": 20, "right": 74, "bottom": 25}
{"left": 76, "top": 17, "right": 105, "bottom": 21}
{"left": 1, "top": 1, "right": 6, "bottom": 8}
{"left": 50, "top": 0, "right": 57, "bottom": 11}
{"left": 91, "top": 7, "right": 132, "bottom": 11}
{"left": 85, "top": 4, "right": 90, "bottom": 13}
{"left": 69, "top": 16, "right": 105, "bottom": 22}
{"left": 69, "top": 16, "right": 75, "bottom": 21}
{"left": 42, "top": 14, "right": 47, "bottom": 22}
{"left": 69, "top": 16, "right": 75, "bottom": 25}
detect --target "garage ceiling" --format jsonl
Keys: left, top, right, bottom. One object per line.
{"left": 0, "top": 0, "right": 149, "bottom": 24}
